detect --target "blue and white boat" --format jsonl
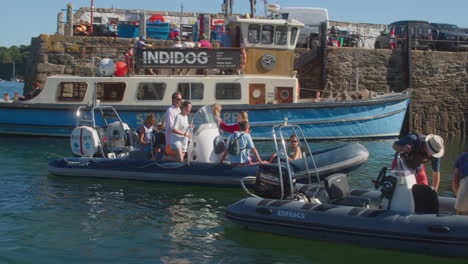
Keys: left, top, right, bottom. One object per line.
{"left": 0, "top": 16, "right": 410, "bottom": 139}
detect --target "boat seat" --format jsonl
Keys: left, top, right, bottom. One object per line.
{"left": 325, "top": 173, "right": 370, "bottom": 208}
{"left": 412, "top": 184, "right": 439, "bottom": 214}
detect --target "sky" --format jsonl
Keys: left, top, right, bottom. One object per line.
{"left": 0, "top": 0, "right": 467, "bottom": 47}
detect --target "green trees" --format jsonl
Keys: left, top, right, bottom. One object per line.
{"left": 0, "top": 45, "right": 30, "bottom": 79}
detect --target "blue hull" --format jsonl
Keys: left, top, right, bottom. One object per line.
{"left": 0, "top": 93, "right": 410, "bottom": 139}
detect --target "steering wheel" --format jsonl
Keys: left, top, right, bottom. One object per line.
{"left": 372, "top": 167, "right": 387, "bottom": 189}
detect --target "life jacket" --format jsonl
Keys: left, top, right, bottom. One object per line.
{"left": 401, "top": 133, "right": 430, "bottom": 169}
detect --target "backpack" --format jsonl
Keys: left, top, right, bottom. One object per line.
{"left": 228, "top": 132, "right": 245, "bottom": 156}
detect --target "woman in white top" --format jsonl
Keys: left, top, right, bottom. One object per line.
{"left": 171, "top": 101, "right": 193, "bottom": 162}
{"left": 138, "top": 113, "right": 156, "bottom": 156}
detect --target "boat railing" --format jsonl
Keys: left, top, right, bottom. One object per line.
{"left": 271, "top": 119, "right": 319, "bottom": 200}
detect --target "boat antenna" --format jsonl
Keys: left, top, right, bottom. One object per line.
{"left": 249, "top": 0, "right": 256, "bottom": 18}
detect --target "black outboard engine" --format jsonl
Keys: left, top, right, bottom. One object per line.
{"left": 254, "top": 164, "right": 294, "bottom": 199}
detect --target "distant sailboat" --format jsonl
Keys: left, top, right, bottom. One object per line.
{"left": 10, "top": 62, "right": 16, "bottom": 82}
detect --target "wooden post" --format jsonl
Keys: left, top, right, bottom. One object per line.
{"left": 320, "top": 21, "right": 328, "bottom": 91}
{"left": 66, "top": 3, "right": 74, "bottom": 36}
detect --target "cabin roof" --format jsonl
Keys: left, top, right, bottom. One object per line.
{"left": 227, "top": 17, "right": 304, "bottom": 28}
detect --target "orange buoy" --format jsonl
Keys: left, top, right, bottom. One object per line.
{"left": 114, "top": 61, "right": 128, "bottom": 76}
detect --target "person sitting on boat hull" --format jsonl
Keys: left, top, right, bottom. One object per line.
{"left": 170, "top": 101, "right": 193, "bottom": 162}
{"left": 452, "top": 151, "right": 468, "bottom": 215}
{"left": 269, "top": 135, "right": 303, "bottom": 163}
{"left": 220, "top": 121, "right": 265, "bottom": 166}
{"left": 392, "top": 133, "right": 445, "bottom": 191}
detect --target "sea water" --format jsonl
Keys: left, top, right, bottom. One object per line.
{"left": 0, "top": 82, "right": 467, "bottom": 263}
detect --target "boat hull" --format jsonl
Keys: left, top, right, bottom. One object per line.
{"left": 225, "top": 196, "right": 468, "bottom": 258}
{"left": 48, "top": 143, "right": 369, "bottom": 186}
{"left": 0, "top": 93, "right": 410, "bottom": 139}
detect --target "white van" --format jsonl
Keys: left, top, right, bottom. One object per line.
{"left": 279, "top": 7, "right": 329, "bottom": 47}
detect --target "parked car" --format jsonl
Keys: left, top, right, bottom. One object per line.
{"left": 375, "top": 20, "right": 432, "bottom": 50}
{"left": 430, "top": 23, "right": 468, "bottom": 51}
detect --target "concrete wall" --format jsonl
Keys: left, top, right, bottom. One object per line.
{"left": 25, "top": 35, "right": 468, "bottom": 139}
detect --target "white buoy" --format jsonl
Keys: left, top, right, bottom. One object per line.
{"left": 97, "top": 58, "right": 116, "bottom": 77}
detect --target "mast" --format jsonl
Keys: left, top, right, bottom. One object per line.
{"left": 11, "top": 62, "right": 15, "bottom": 81}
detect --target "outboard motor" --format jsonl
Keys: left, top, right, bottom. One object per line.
{"left": 106, "top": 121, "right": 131, "bottom": 153}
{"left": 253, "top": 164, "right": 294, "bottom": 199}
{"left": 70, "top": 126, "right": 101, "bottom": 157}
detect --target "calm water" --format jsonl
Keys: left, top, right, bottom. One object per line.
{"left": 1, "top": 82, "right": 467, "bottom": 263}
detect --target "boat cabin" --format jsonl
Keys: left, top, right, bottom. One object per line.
{"left": 19, "top": 17, "right": 305, "bottom": 108}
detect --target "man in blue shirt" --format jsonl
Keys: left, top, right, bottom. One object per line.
{"left": 452, "top": 152, "right": 468, "bottom": 215}
{"left": 392, "top": 133, "right": 445, "bottom": 191}
{"left": 221, "top": 121, "right": 264, "bottom": 165}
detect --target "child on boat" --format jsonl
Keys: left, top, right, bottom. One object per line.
{"left": 138, "top": 113, "right": 156, "bottom": 158}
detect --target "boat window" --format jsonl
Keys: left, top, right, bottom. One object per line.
{"left": 178, "top": 83, "right": 203, "bottom": 100}
{"left": 96, "top": 82, "right": 125, "bottom": 101}
{"left": 137, "top": 83, "right": 166, "bottom": 100}
{"left": 261, "top": 25, "right": 274, "bottom": 44}
{"left": 275, "top": 26, "right": 288, "bottom": 45}
{"left": 247, "top": 24, "right": 260, "bottom": 44}
{"left": 215, "top": 83, "right": 241, "bottom": 100}
{"left": 290, "top": 27, "right": 298, "bottom": 45}
{"left": 57, "top": 82, "right": 88, "bottom": 101}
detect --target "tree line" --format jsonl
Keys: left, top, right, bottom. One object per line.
{"left": 0, "top": 45, "right": 30, "bottom": 80}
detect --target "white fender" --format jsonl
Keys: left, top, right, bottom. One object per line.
{"left": 70, "top": 126, "right": 100, "bottom": 157}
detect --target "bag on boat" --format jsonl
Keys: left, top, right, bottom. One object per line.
{"left": 227, "top": 132, "right": 245, "bottom": 156}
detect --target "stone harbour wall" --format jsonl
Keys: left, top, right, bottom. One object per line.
{"left": 323, "top": 48, "right": 467, "bottom": 140}
{"left": 25, "top": 35, "right": 468, "bottom": 139}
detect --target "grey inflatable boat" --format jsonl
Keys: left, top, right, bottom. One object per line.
{"left": 226, "top": 149, "right": 467, "bottom": 258}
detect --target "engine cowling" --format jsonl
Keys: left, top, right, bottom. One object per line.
{"left": 70, "top": 126, "right": 100, "bottom": 157}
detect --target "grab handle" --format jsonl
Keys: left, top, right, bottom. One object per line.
{"left": 428, "top": 225, "right": 450, "bottom": 233}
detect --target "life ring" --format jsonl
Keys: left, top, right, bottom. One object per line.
{"left": 240, "top": 48, "right": 247, "bottom": 71}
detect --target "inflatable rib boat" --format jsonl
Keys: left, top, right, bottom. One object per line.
{"left": 48, "top": 105, "right": 369, "bottom": 187}
{"left": 226, "top": 157, "right": 468, "bottom": 258}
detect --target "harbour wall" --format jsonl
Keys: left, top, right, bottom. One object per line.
{"left": 25, "top": 35, "right": 468, "bottom": 139}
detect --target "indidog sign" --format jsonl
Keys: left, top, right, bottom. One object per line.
{"left": 136, "top": 48, "right": 240, "bottom": 69}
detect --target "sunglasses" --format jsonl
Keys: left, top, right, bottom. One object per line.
{"left": 290, "top": 140, "right": 298, "bottom": 143}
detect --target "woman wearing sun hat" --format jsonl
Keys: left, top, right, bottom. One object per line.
{"left": 392, "top": 133, "right": 445, "bottom": 191}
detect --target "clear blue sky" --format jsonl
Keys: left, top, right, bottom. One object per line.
{"left": 1, "top": 0, "right": 467, "bottom": 47}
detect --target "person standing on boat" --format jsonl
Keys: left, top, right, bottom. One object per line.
{"left": 220, "top": 121, "right": 264, "bottom": 165}
{"left": 392, "top": 134, "right": 445, "bottom": 191}
{"left": 212, "top": 104, "right": 249, "bottom": 134}
{"left": 138, "top": 113, "right": 156, "bottom": 158}
{"left": 452, "top": 151, "right": 468, "bottom": 215}
{"left": 164, "top": 92, "right": 182, "bottom": 155}
{"left": 171, "top": 101, "right": 193, "bottom": 162}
